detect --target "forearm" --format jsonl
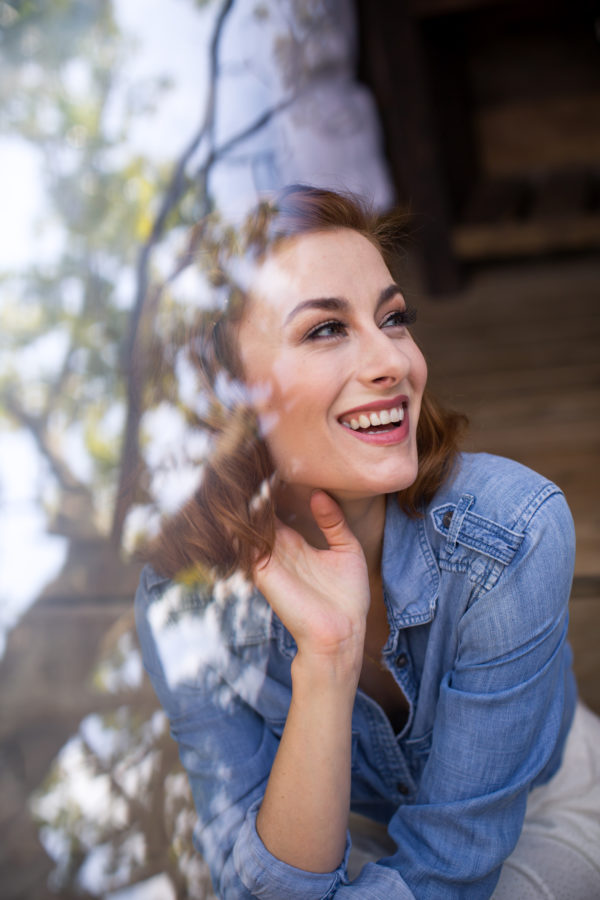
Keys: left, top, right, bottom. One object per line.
{"left": 256, "top": 647, "right": 362, "bottom": 873}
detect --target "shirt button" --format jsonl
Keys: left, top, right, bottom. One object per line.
{"left": 395, "top": 653, "right": 408, "bottom": 668}
{"left": 397, "top": 783, "right": 410, "bottom": 796}
{"left": 442, "top": 510, "right": 453, "bottom": 529}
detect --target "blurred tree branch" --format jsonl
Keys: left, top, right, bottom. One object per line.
{"left": 111, "top": 0, "right": 298, "bottom": 544}
{"left": 3, "top": 391, "right": 88, "bottom": 497}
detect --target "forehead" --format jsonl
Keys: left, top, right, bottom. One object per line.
{"left": 248, "top": 228, "right": 390, "bottom": 314}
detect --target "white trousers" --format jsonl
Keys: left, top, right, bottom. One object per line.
{"left": 348, "top": 703, "right": 600, "bottom": 898}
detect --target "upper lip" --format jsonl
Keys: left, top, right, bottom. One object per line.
{"left": 337, "top": 394, "right": 408, "bottom": 420}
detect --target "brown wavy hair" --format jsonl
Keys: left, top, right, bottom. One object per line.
{"left": 144, "top": 185, "right": 466, "bottom": 581}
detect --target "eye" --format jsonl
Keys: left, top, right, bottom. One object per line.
{"left": 304, "top": 319, "right": 348, "bottom": 341}
{"left": 380, "top": 306, "right": 417, "bottom": 329}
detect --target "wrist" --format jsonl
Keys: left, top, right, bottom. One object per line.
{"left": 292, "top": 635, "right": 364, "bottom": 691}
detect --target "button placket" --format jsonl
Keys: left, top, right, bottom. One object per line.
{"left": 358, "top": 691, "right": 415, "bottom": 801}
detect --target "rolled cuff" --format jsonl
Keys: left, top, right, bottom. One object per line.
{"left": 233, "top": 799, "right": 350, "bottom": 900}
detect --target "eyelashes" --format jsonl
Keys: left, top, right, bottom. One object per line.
{"left": 380, "top": 306, "right": 417, "bottom": 329}
{"left": 304, "top": 306, "right": 417, "bottom": 341}
{"left": 304, "top": 320, "right": 348, "bottom": 340}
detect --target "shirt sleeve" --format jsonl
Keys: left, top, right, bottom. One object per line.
{"left": 135, "top": 568, "right": 353, "bottom": 899}
{"left": 352, "top": 488, "right": 577, "bottom": 899}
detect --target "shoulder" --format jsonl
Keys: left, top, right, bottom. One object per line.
{"left": 135, "top": 565, "right": 273, "bottom": 679}
{"left": 134, "top": 566, "right": 217, "bottom": 691}
{"left": 422, "top": 452, "right": 575, "bottom": 601}
{"left": 430, "top": 451, "right": 572, "bottom": 535}
{"left": 134, "top": 565, "right": 210, "bottom": 642}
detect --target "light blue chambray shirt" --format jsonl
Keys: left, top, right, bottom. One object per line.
{"left": 135, "top": 453, "right": 577, "bottom": 899}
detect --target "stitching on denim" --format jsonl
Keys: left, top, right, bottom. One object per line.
{"left": 322, "top": 874, "right": 342, "bottom": 899}
{"left": 459, "top": 512, "right": 523, "bottom": 546}
{"left": 511, "top": 482, "right": 562, "bottom": 532}
{"left": 438, "top": 556, "right": 470, "bottom": 575}
{"left": 416, "top": 510, "right": 441, "bottom": 616}
{"left": 438, "top": 550, "right": 500, "bottom": 591}
{"left": 445, "top": 493, "right": 475, "bottom": 552}
{"left": 469, "top": 558, "right": 505, "bottom": 603}
{"left": 434, "top": 510, "right": 525, "bottom": 565}
{"left": 388, "top": 514, "right": 439, "bottom": 629}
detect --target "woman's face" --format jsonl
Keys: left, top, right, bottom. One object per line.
{"left": 237, "top": 228, "right": 427, "bottom": 502}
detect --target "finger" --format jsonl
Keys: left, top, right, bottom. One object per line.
{"left": 309, "top": 490, "right": 357, "bottom": 552}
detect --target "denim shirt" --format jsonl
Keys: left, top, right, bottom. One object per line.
{"left": 135, "top": 453, "right": 577, "bottom": 899}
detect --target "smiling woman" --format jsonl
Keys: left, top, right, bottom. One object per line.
{"left": 237, "top": 229, "right": 427, "bottom": 502}
{"left": 134, "top": 186, "right": 600, "bottom": 899}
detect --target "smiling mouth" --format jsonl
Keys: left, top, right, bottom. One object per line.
{"left": 340, "top": 402, "right": 406, "bottom": 435}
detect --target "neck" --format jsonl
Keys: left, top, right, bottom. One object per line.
{"left": 274, "top": 483, "right": 387, "bottom": 577}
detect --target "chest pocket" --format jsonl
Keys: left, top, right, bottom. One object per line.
{"left": 432, "top": 493, "right": 525, "bottom": 593}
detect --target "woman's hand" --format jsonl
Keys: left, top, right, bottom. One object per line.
{"left": 254, "top": 491, "right": 368, "bottom": 869}
{"left": 253, "top": 490, "right": 370, "bottom": 667}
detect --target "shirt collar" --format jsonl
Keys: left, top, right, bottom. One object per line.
{"left": 381, "top": 494, "right": 439, "bottom": 629}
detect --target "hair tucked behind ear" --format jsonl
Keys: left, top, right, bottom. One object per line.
{"left": 141, "top": 184, "right": 466, "bottom": 582}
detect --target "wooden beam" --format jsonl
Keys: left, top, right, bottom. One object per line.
{"left": 357, "top": 0, "right": 462, "bottom": 293}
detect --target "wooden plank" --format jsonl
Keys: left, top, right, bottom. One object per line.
{"left": 572, "top": 577, "right": 600, "bottom": 601}
{"left": 531, "top": 170, "right": 589, "bottom": 220}
{"left": 424, "top": 364, "right": 600, "bottom": 403}
{"left": 478, "top": 94, "right": 600, "bottom": 178}
{"left": 452, "top": 213, "right": 600, "bottom": 258}
{"left": 569, "top": 596, "right": 600, "bottom": 714}
{"left": 461, "top": 178, "right": 527, "bottom": 224}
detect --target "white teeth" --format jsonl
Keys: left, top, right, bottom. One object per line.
{"left": 343, "top": 404, "right": 405, "bottom": 431}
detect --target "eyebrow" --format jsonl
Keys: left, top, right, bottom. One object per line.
{"left": 284, "top": 284, "right": 403, "bottom": 325}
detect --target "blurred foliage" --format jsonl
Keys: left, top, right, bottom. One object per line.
{"left": 0, "top": 0, "right": 185, "bottom": 537}
{"left": 0, "top": 0, "right": 291, "bottom": 546}
{"left": 0, "top": 0, "right": 326, "bottom": 549}
{"left": 31, "top": 625, "right": 216, "bottom": 898}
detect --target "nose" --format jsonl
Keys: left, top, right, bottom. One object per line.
{"left": 356, "top": 325, "right": 411, "bottom": 388}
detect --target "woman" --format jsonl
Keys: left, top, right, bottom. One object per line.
{"left": 135, "top": 186, "right": 600, "bottom": 898}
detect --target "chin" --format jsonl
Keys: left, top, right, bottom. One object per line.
{"left": 333, "top": 469, "right": 419, "bottom": 503}
{"left": 374, "top": 459, "right": 420, "bottom": 494}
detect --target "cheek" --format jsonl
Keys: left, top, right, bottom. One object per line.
{"left": 267, "top": 357, "right": 319, "bottom": 419}
{"left": 251, "top": 368, "right": 302, "bottom": 449}
{"left": 411, "top": 344, "right": 428, "bottom": 394}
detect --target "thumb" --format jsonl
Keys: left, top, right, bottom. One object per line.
{"left": 309, "top": 490, "right": 357, "bottom": 552}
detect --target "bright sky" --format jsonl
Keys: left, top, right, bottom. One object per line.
{"left": 0, "top": 431, "right": 68, "bottom": 656}
{"left": 0, "top": 138, "right": 43, "bottom": 269}
{"left": 0, "top": 0, "right": 213, "bottom": 657}
{"left": 112, "top": 0, "right": 212, "bottom": 160}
